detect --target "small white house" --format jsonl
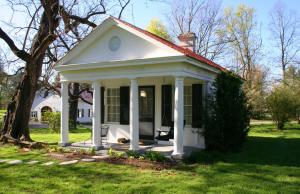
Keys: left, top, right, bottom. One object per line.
{"left": 54, "top": 16, "right": 226, "bottom": 157}
{"left": 31, "top": 91, "right": 93, "bottom": 123}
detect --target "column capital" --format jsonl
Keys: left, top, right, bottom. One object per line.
{"left": 60, "top": 80, "right": 69, "bottom": 84}
{"left": 130, "top": 77, "right": 138, "bottom": 81}
{"left": 92, "top": 80, "right": 102, "bottom": 84}
{"left": 92, "top": 80, "right": 101, "bottom": 88}
{"left": 174, "top": 76, "right": 185, "bottom": 81}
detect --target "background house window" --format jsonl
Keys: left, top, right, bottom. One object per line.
{"left": 31, "top": 111, "right": 37, "bottom": 118}
{"left": 88, "top": 109, "right": 92, "bottom": 117}
{"left": 107, "top": 88, "right": 120, "bottom": 122}
{"left": 184, "top": 86, "right": 192, "bottom": 125}
{"left": 77, "top": 109, "right": 84, "bottom": 118}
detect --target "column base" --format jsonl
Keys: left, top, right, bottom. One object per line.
{"left": 59, "top": 142, "right": 71, "bottom": 147}
{"left": 171, "top": 152, "right": 184, "bottom": 160}
{"left": 92, "top": 145, "right": 103, "bottom": 151}
{"left": 129, "top": 145, "right": 139, "bottom": 151}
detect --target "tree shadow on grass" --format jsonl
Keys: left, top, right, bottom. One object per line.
{"left": 0, "top": 163, "right": 133, "bottom": 193}
{"left": 183, "top": 136, "right": 300, "bottom": 168}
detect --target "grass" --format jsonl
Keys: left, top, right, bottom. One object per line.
{"left": 0, "top": 109, "right": 6, "bottom": 121}
{"left": 0, "top": 122, "right": 300, "bottom": 193}
{"left": 30, "top": 127, "right": 91, "bottom": 144}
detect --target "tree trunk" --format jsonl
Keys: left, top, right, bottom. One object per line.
{"left": 69, "top": 83, "right": 79, "bottom": 130}
{"left": 0, "top": 60, "right": 42, "bottom": 142}
{"left": 0, "top": 1, "right": 59, "bottom": 143}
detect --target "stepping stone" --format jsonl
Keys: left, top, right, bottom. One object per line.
{"left": 81, "top": 158, "right": 96, "bottom": 162}
{"left": 59, "top": 160, "right": 78, "bottom": 165}
{"left": 42, "top": 161, "right": 54, "bottom": 166}
{"left": 27, "top": 160, "right": 39, "bottom": 165}
{"left": 7, "top": 160, "right": 22, "bottom": 165}
{"left": 0, "top": 159, "right": 9, "bottom": 163}
{"left": 91, "top": 155, "right": 109, "bottom": 159}
{"left": 22, "top": 148, "right": 31, "bottom": 152}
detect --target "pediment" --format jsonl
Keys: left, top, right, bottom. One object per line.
{"left": 56, "top": 17, "right": 182, "bottom": 67}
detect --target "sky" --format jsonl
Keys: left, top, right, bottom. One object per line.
{"left": 120, "top": 0, "right": 300, "bottom": 80}
{"left": 0, "top": 0, "right": 299, "bottom": 79}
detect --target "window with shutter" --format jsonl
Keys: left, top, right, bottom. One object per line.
{"left": 161, "top": 85, "right": 172, "bottom": 126}
{"left": 101, "top": 87, "right": 105, "bottom": 123}
{"left": 120, "top": 86, "right": 130, "bottom": 124}
{"left": 192, "top": 84, "right": 203, "bottom": 128}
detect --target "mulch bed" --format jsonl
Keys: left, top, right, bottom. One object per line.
{"left": 47, "top": 152, "right": 89, "bottom": 160}
{"left": 47, "top": 152, "right": 175, "bottom": 170}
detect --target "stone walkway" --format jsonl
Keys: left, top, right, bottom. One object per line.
{"left": 0, "top": 157, "right": 101, "bottom": 166}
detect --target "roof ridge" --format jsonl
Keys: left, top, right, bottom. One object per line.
{"left": 110, "top": 16, "right": 226, "bottom": 72}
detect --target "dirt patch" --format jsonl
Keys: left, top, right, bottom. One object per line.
{"left": 102, "top": 157, "right": 175, "bottom": 170}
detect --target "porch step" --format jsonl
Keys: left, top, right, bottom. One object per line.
{"left": 157, "top": 139, "right": 173, "bottom": 146}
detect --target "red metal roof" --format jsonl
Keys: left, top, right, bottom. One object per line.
{"left": 111, "top": 16, "right": 226, "bottom": 72}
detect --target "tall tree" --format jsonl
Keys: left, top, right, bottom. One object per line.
{"left": 166, "top": 0, "right": 227, "bottom": 60}
{"left": 0, "top": 0, "right": 130, "bottom": 145}
{"left": 246, "top": 66, "right": 269, "bottom": 119}
{"left": 44, "top": 1, "right": 131, "bottom": 130}
{"left": 146, "top": 18, "right": 172, "bottom": 41}
{"left": 223, "top": 4, "right": 262, "bottom": 87}
{"left": 269, "top": 1, "right": 300, "bottom": 80}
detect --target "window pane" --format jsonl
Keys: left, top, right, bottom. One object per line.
{"left": 107, "top": 88, "right": 120, "bottom": 122}
{"left": 184, "top": 86, "right": 192, "bottom": 125}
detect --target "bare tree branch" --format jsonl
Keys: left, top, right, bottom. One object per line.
{"left": 118, "top": 0, "right": 131, "bottom": 19}
{"left": 0, "top": 28, "right": 31, "bottom": 62}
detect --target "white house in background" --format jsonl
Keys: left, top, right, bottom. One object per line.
{"left": 31, "top": 91, "right": 93, "bottom": 123}
{"left": 54, "top": 16, "right": 226, "bottom": 158}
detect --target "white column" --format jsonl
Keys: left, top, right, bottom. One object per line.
{"left": 60, "top": 81, "right": 69, "bottom": 146}
{"left": 172, "top": 77, "right": 184, "bottom": 157}
{"left": 130, "top": 78, "right": 139, "bottom": 150}
{"left": 92, "top": 81, "right": 102, "bottom": 149}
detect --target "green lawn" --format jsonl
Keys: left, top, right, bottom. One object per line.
{"left": 30, "top": 127, "right": 91, "bottom": 144}
{"left": 0, "top": 123, "right": 300, "bottom": 193}
{"left": 0, "top": 109, "right": 6, "bottom": 121}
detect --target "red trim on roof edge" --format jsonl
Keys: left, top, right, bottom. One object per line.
{"left": 111, "top": 16, "right": 227, "bottom": 72}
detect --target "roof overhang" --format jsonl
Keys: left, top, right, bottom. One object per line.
{"left": 55, "top": 55, "right": 221, "bottom": 74}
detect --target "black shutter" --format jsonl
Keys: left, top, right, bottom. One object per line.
{"left": 101, "top": 87, "right": 105, "bottom": 123}
{"left": 161, "top": 85, "right": 172, "bottom": 126}
{"left": 82, "top": 109, "right": 84, "bottom": 117}
{"left": 120, "top": 86, "right": 130, "bottom": 125}
{"left": 192, "top": 84, "right": 203, "bottom": 128}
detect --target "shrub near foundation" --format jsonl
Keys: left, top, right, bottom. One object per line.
{"left": 204, "top": 72, "right": 251, "bottom": 152}
{"left": 144, "top": 151, "right": 167, "bottom": 162}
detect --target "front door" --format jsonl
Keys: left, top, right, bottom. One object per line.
{"left": 139, "top": 86, "right": 155, "bottom": 140}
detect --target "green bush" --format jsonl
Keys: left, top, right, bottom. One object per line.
{"left": 108, "top": 148, "right": 125, "bottom": 158}
{"left": 204, "top": 71, "right": 251, "bottom": 152}
{"left": 266, "top": 85, "right": 299, "bottom": 130}
{"left": 43, "top": 112, "right": 61, "bottom": 133}
{"left": 125, "top": 150, "right": 141, "bottom": 159}
{"left": 144, "top": 151, "right": 166, "bottom": 162}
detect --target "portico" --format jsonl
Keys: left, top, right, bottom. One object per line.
{"left": 54, "top": 16, "right": 224, "bottom": 157}
{"left": 59, "top": 74, "right": 208, "bottom": 157}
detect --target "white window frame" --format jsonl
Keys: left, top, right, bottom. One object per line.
{"left": 106, "top": 88, "right": 120, "bottom": 123}
{"left": 77, "top": 109, "right": 84, "bottom": 118}
{"left": 184, "top": 85, "right": 192, "bottom": 126}
{"left": 31, "top": 111, "right": 38, "bottom": 118}
{"left": 88, "top": 109, "right": 92, "bottom": 118}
